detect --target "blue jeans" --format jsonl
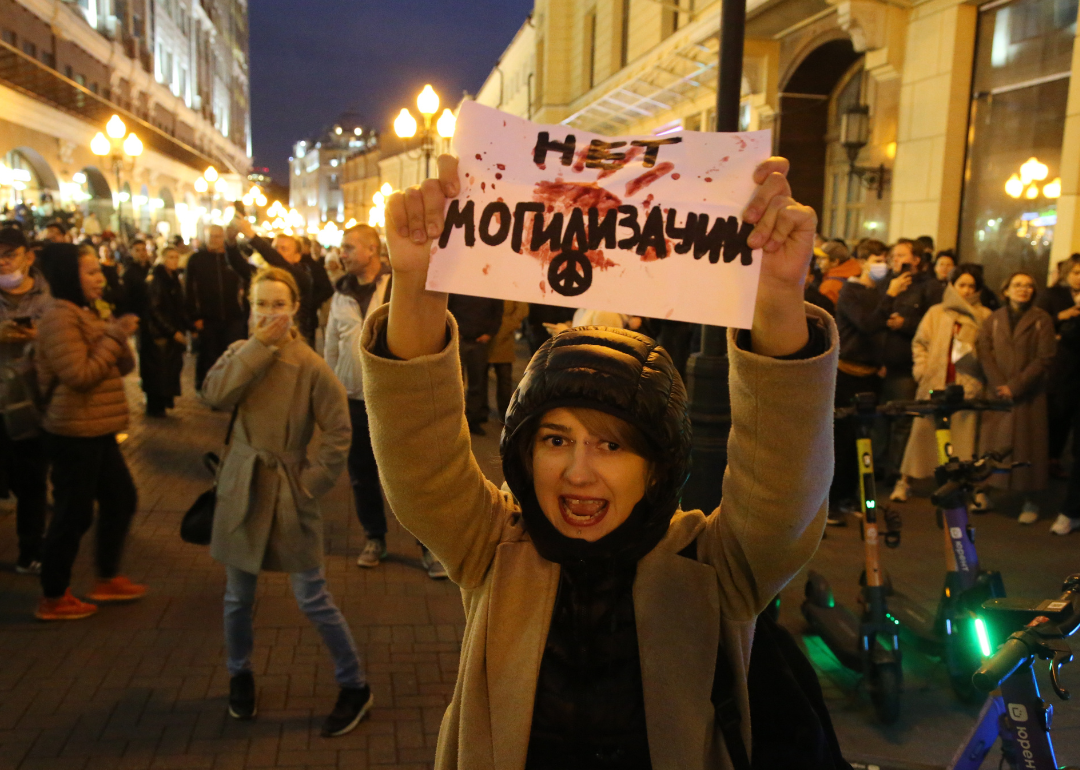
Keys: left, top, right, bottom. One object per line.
{"left": 223, "top": 565, "right": 364, "bottom": 688}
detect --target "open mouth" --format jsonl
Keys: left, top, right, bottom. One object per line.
{"left": 559, "top": 496, "right": 609, "bottom": 528}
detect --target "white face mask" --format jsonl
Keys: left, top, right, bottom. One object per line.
{"left": 868, "top": 263, "right": 889, "bottom": 282}
{"left": 0, "top": 270, "right": 25, "bottom": 290}
{"left": 252, "top": 309, "right": 294, "bottom": 326}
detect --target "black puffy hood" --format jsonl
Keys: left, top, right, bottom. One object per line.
{"left": 500, "top": 326, "right": 692, "bottom": 567}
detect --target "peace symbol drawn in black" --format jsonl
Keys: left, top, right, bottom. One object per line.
{"left": 548, "top": 250, "right": 593, "bottom": 297}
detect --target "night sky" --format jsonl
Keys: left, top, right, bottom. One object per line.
{"left": 249, "top": 0, "right": 535, "bottom": 182}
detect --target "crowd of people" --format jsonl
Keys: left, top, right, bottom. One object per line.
{"left": 816, "top": 233, "right": 1080, "bottom": 533}
{"left": 1, "top": 172, "right": 1078, "bottom": 751}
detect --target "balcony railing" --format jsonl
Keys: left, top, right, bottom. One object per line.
{"left": 0, "top": 38, "right": 235, "bottom": 173}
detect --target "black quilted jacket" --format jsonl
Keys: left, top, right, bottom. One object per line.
{"left": 500, "top": 326, "right": 691, "bottom": 770}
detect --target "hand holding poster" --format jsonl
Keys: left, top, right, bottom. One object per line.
{"left": 426, "top": 101, "right": 773, "bottom": 329}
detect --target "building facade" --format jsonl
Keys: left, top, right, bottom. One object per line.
{"left": 289, "top": 113, "right": 376, "bottom": 232}
{"left": 0, "top": 0, "right": 251, "bottom": 241}
{"left": 501, "top": 0, "right": 1079, "bottom": 291}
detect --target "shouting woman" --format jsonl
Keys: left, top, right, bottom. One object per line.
{"left": 358, "top": 154, "right": 838, "bottom": 770}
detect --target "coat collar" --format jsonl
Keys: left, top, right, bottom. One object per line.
{"left": 485, "top": 507, "right": 715, "bottom": 770}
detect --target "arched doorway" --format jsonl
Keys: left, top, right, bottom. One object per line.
{"left": 78, "top": 166, "right": 114, "bottom": 234}
{"left": 777, "top": 39, "right": 863, "bottom": 231}
{"left": 2, "top": 147, "right": 60, "bottom": 226}
{"left": 156, "top": 186, "right": 177, "bottom": 238}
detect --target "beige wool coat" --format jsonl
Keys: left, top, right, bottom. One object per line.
{"left": 901, "top": 285, "right": 992, "bottom": 479}
{"left": 202, "top": 331, "right": 351, "bottom": 574}
{"left": 487, "top": 300, "right": 530, "bottom": 364}
{"left": 36, "top": 299, "right": 134, "bottom": 437}
{"left": 360, "top": 303, "right": 838, "bottom": 770}
{"left": 976, "top": 305, "right": 1057, "bottom": 492}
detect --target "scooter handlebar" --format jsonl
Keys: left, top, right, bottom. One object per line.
{"left": 973, "top": 635, "right": 1035, "bottom": 692}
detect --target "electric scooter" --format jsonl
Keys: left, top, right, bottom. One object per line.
{"left": 884, "top": 384, "right": 1016, "bottom": 703}
{"left": 946, "top": 573, "right": 1080, "bottom": 770}
{"left": 803, "top": 392, "right": 905, "bottom": 724}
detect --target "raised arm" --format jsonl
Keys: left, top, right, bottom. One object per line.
{"left": 359, "top": 155, "right": 513, "bottom": 586}
{"left": 699, "top": 157, "right": 838, "bottom": 619}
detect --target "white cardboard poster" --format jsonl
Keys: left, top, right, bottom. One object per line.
{"left": 426, "top": 100, "right": 772, "bottom": 328}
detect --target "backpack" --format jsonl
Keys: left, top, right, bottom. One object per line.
{"left": 0, "top": 349, "right": 45, "bottom": 441}
{"left": 679, "top": 540, "right": 852, "bottom": 770}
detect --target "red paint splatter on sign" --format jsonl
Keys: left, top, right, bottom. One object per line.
{"left": 475, "top": 154, "right": 483, "bottom": 160}
{"left": 540, "top": 281, "right": 546, "bottom": 294}
{"left": 481, "top": 182, "right": 486, "bottom": 192}
{"left": 527, "top": 179, "right": 622, "bottom": 270}
{"left": 482, "top": 264, "right": 491, "bottom": 275}
{"left": 704, "top": 177, "right": 712, "bottom": 183}
{"left": 495, "top": 173, "right": 502, "bottom": 180}
{"left": 671, "top": 173, "right": 680, "bottom": 180}
{"left": 642, "top": 194, "right": 654, "bottom": 209}
{"left": 496, "top": 164, "right": 506, "bottom": 170}
{"left": 596, "top": 146, "right": 645, "bottom": 180}
{"left": 625, "top": 162, "right": 675, "bottom": 197}
{"left": 571, "top": 146, "right": 589, "bottom": 174}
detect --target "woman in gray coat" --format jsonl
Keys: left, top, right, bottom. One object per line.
{"left": 202, "top": 266, "right": 371, "bottom": 737}
{"left": 975, "top": 271, "right": 1057, "bottom": 523}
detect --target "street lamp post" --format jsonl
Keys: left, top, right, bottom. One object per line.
{"left": 393, "top": 84, "right": 456, "bottom": 179}
{"left": 680, "top": 0, "right": 747, "bottom": 513}
{"left": 90, "top": 114, "right": 142, "bottom": 243}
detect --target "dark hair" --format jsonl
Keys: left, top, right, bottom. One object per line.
{"left": 917, "top": 235, "right": 935, "bottom": 253}
{"left": 855, "top": 239, "right": 888, "bottom": 260}
{"left": 934, "top": 250, "right": 956, "bottom": 264}
{"left": 39, "top": 243, "right": 88, "bottom": 307}
{"left": 131, "top": 238, "right": 146, "bottom": 247}
{"left": 949, "top": 262, "right": 984, "bottom": 292}
{"left": 45, "top": 220, "right": 68, "bottom": 235}
{"left": 1000, "top": 271, "right": 1038, "bottom": 301}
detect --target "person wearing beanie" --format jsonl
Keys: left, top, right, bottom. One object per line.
{"left": 359, "top": 154, "right": 837, "bottom": 770}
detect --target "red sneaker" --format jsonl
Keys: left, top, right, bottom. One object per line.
{"left": 88, "top": 576, "right": 147, "bottom": 603}
{"left": 35, "top": 590, "right": 98, "bottom": 621}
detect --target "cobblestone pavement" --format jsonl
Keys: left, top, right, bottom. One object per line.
{"left": 1, "top": 352, "right": 1078, "bottom": 769}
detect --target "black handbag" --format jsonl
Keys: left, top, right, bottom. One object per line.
{"left": 180, "top": 406, "right": 239, "bottom": 545}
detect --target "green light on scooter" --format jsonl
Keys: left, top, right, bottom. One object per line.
{"left": 866, "top": 500, "right": 876, "bottom": 509}
{"left": 974, "top": 617, "right": 992, "bottom": 658}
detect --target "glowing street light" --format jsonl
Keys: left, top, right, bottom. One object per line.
{"left": 204, "top": 166, "right": 219, "bottom": 183}
{"left": 1020, "top": 157, "right": 1049, "bottom": 185}
{"left": 194, "top": 177, "right": 209, "bottom": 193}
{"left": 106, "top": 114, "right": 127, "bottom": 139}
{"left": 394, "top": 85, "right": 453, "bottom": 178}
{"left": 122, "top": 133, "right": 143, "bottom": 157}
{"left": 436, "top": 108, "right": 456, "bottom": 139}
{"left": 394, "top": 108, "right": 417, "bottom": 139}
{"left": 1044, "top": 178, "right": 1062, "bottom": 199}
{"left": 417, "top": 84, "right": 440, "bottom": 117}
{"left": 91, "top": 132, "right": 111, "bottom": 156}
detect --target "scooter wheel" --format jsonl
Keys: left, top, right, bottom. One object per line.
{"left": 870, "top": 662, "right": 902, "bottom": 725}
{"left": 805, "top": 571, "right": 834, "bottom": 608}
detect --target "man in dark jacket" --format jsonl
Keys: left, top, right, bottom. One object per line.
{"left": 185, "top": 225, "right": 248, "bottom": 391}
{"left": 448, "top": 294, "right": 504, "bottom": 435}
{"left": 300, "top": 243, "right": 334, "bottom": 344}
{"left": 879, "top": 238, "right": 938, "bottom": 493}
{"left": 0, "top": 225, "right": 51, "bottom": 574}
{"left": 231, "top": 220, "right": 320, "bottom": 346}
{"left": 831, "top": 250, "right": 896, "bottom": 521}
